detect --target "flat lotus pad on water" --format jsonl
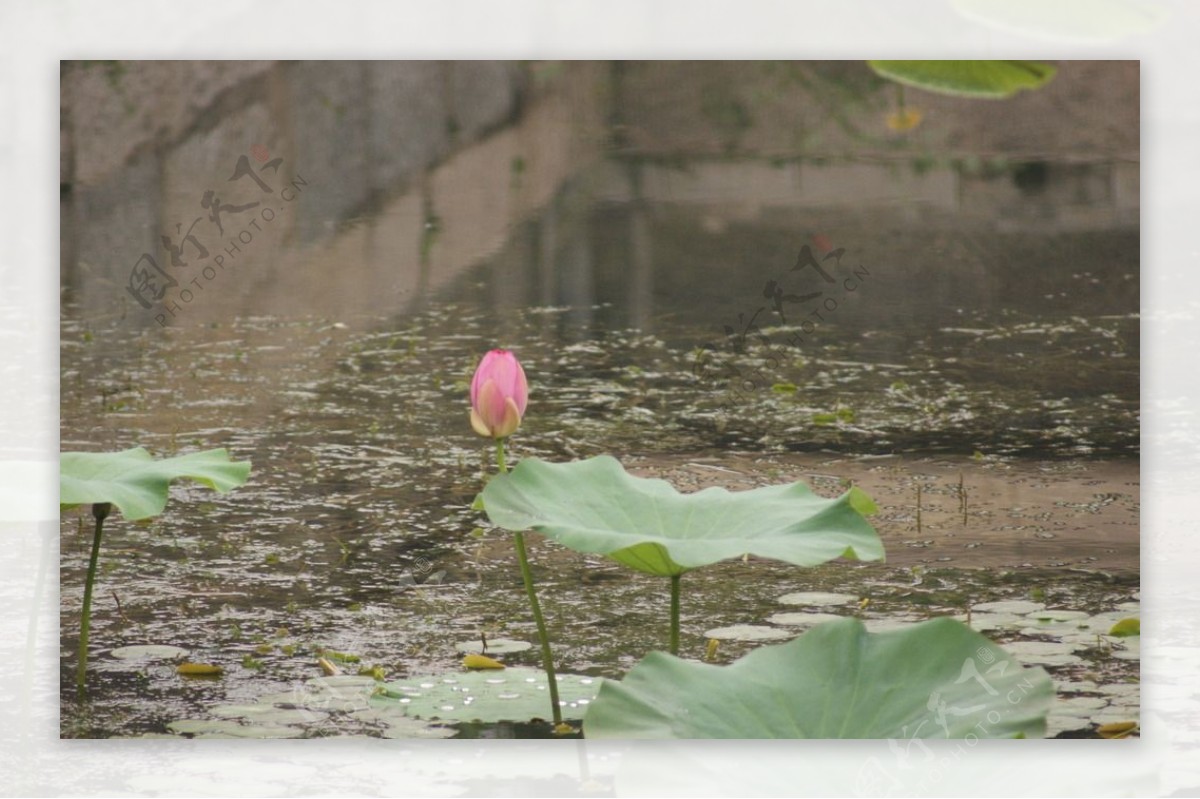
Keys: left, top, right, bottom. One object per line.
{"left": 60, "top": 447, "right": 251, "bottom": 520}
{"left": 959, "top": 612, "right": 1027, "bottom": 632}
{"left": 481, "top": 456, "right": 883, "bottom": 576}
{"left": 375, "top": 667, "right": 603, "bottom": 723}
{"left": 454, "top": 638, "right": 532, "bottom": 655}
{"left": 971, "top": 600, "right": 1045, "bottom": 615}
{"left": 109, "top": 645, "right": 188, "bottom": 660}
{"left": 584, "top": 617, "right": 1053, "bottom": 739}
{"left": 307, "top": 674, "right": 379, "bottom": 691}
{"left": 175, "top": 680, "right": 460, "bottom": 739}
{"left": 1086, "top": 610, "right": 1140, "bottom": 633}
{"left": 1000, "top": 640, "right": 1083, "bottom": 667}
{"left": 1019, "top": 610, "right": 1094, "bottom": 637}
{"left": 1026, "top": 610, "right": 1090, "bottom": 623}
{"left": 766, "top": 612, "right": 851, "bottom": 628}
{"left": 860, "top": 616, "right": 925, "bottom": 634}
{"left": 209, "top": 705, "right": 321, "bottom": 726}
{"left": 167, "top": 719, "right": 305, "bottom": 738}
{"left": 776, "top": 591, "right": 859, "bottom": 607}
{"left": 704, "top": 624, "right": 794, "bottom": 642}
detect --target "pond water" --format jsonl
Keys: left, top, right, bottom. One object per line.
{"left": 61, "top": 139, "right": 1138, "bottom": 739}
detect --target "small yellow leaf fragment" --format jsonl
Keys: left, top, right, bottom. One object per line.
{"left": 357, "top": 665, "right": 387, "bottom": 680}
{"left": 1108, "top": 618, "right": 1140, "bottom": 637}
{"left": 318, "top": 657, "right": 342, "bottom": 676}
{"left": 705, "top": 638, "right": 719, "bottom": 663}
{"left": 176, "top": 662, "right": 223, "bottom": 677}
{"left": 553, "top": 722, "right": 575, "bottom": 736}
{"left": 886, "top": 108, "right": 923, "bottom": 132}
{"left": 463, "top": 653, "right": 505, "bottom": 670}
{"left": 1097, "top": 721, "right": 1139, "bottom": 739}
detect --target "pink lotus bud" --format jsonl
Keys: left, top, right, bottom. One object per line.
{"left": 469, "top": 349, "right": 528, "bottom": 439}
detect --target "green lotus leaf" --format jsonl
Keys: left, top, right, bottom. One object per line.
{"left": 584, "top": 617, "right": 1053, "bottom": 738}
{"left": 60, "top": 447, "right": 251, "bottom": 521}
{"left": 481, "top": 456, "right": 882, "bottom": 577}
{"left": 868, "top": 60, "right": 1056, "bottom": 99}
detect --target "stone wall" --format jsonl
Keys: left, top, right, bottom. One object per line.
{"left": 61, "top": 60, "right": 1137, "bottom": 327}
{"left": 60, "top": 61, "right": 609, "bottom": 324}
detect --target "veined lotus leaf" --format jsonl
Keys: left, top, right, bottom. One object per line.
{"left": 584, "top": 617, "right": 1053, "bottom": 739}
{"left": 481, "top": 456, "right": 882, "bottom": 576}
{"left": 60, "top": 447, "right": 251, "bottom": 521}
{"left": 868, "top": 60, "right": 1056, "bottom": 99}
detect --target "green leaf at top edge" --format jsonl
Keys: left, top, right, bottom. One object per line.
{"left": 868, "top": 60, "right": 1056, "bottom": 99}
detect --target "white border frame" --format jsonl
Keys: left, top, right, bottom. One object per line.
{"left": 3, "top": 1, "right": 1196, "bottom": 795}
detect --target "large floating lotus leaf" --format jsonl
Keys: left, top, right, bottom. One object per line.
{"left": 481, "top": 456, "right": 882, "bottom": 577}
{"left": 868, "top": 60, "right": 1056, "bottom": 99}
{"left": 375, "top": 667, "right": 603, "bottom": 723}
{"left": 60, "top": 447, "right": 251, "bottom": 521}
{"left": 584, "top": 618, "right": 1053, "bottom": 739}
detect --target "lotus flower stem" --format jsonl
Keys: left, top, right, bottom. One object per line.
{"left": 495, "top": 438, "right": 564, "bottom": 726}
{"left": 76, "top": 502, "right": 111, "bottom": 693}
{"left": 916, "top": 483, "right": 923, "bottom": 534}
{"left": 669, "top": 573, "right": 681, "bottom": 655}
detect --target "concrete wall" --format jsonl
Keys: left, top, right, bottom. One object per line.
{"left": 60, "top": 60, "right": 609, "bottom": 325}
{"left": 61, "top": 60, "right": 1137, "bottom": 328}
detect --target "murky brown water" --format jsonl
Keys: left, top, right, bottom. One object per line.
{"left": 58, "top": 254, "right": 1139, "bottom": 738}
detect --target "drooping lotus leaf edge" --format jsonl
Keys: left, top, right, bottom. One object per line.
{"left": 583, "top": 616, "right": 1055, "bottom": 739}
{"left": 60, "top": 446, "right": 252, "bottom": 521}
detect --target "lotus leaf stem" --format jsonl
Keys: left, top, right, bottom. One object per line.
{"left": 670, "top": 573, "right": 681, "bottom": 655}
{"left": 76, "top": 502, "right": 110, "bottom": 693}
{"left": 495, "top": 438, "right": 563, "bottom": 726}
